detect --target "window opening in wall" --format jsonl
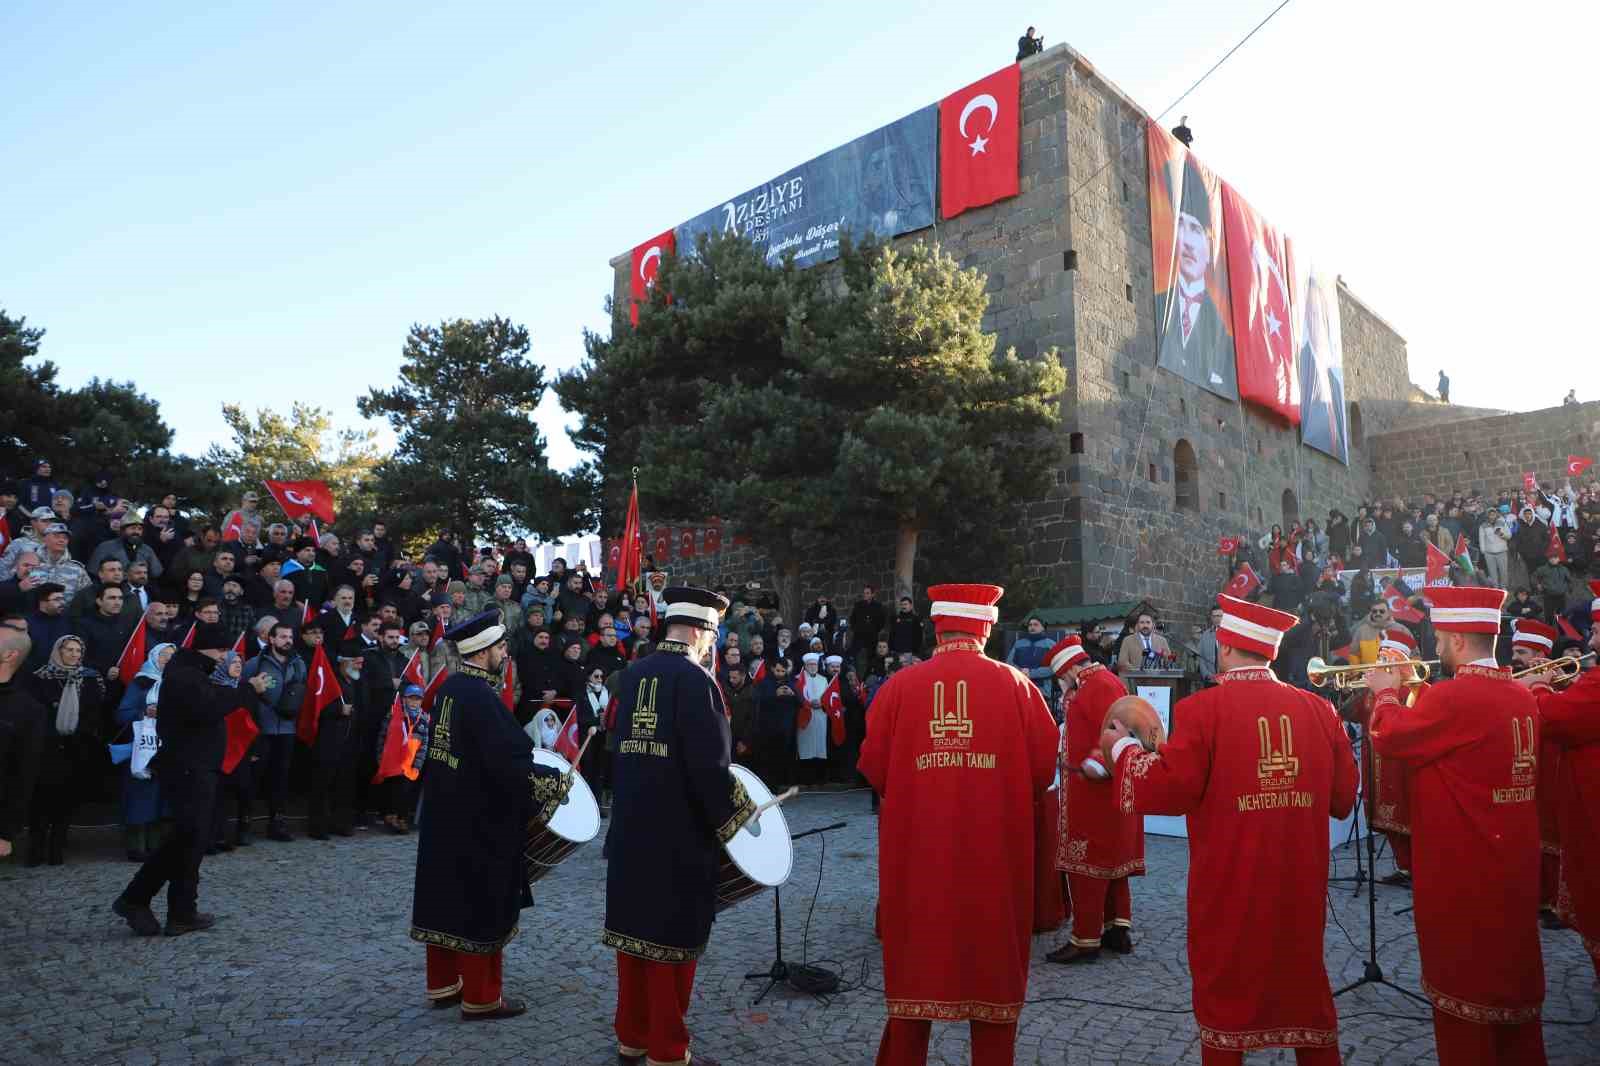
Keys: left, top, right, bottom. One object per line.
{"left": 1069, "top": 432, "right": 1085, "bottom": 454}
{"left": 1217, "top": 491, "right": 1226, "bottom": 509}
{"left": 1148, "top": 463, "right": 1157, "bottom": 483}
{"left": 1348, "top": 403, "right": 1364, "bottom": 449}
{"left": 1174, "top": 440, "right": 1199, "bottom": 511}
{"left": 1124, "top": 282, "right": 1134, "bottom": 302}
{"left": 1118, "top": 370, "right": 1131, "bottom": 391}
{"left": 1281, "top": 488, "right": 1300, "bottom": 528}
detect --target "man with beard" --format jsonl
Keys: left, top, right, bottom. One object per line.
{"left": 754, "top": 657, "right": 801, "bottom": 790}
{"left": 113, "top": 623, "right": 271, "bottom": 936}
{"left": 1156, "top": 153, "right": 1236, "bottom": 396}
{"left": 89, "top": 514, "right": 164, "bottom": 583}
{"left": 515, "top": 626, "right": 565, "bottom": 725}
{"left": 887, "top": 595, "right": 925, "bottom": 659}
{"left": 848, "top": 585, "right": 888, "bottom": 664}
{"left": 243, "top": 622, "right": 307, "bottom": 842}
{"left": 411, "top": 610, "right": 571, "bottom": 1019}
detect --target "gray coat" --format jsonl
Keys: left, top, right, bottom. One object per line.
{"left": 242, "top": 651, "right": 308, "bottom": 736}
{"left": 87, "top": 538, "right": 165, "bottom": 581}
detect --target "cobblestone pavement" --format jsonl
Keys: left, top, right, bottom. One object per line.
{"left": 1, "top": 789, "right": 1595, "bottom": 1065}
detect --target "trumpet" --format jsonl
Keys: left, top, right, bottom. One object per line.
{"left": 1511, "top": 652, "right": 1596, "bottom": 688}
{"left": 1307, "top": 656, "right": 1437, "bottom": 690}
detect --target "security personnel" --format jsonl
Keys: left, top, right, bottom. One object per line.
{"left": 604, "top": 587, "right": 756, "bottom": 1066}
{"left": 409, "top": 610, "right": 571, "bottom": 1020}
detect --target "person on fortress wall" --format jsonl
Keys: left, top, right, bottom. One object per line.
{"left": 1016, "top": 25, "right": 1043, "bottom": 61}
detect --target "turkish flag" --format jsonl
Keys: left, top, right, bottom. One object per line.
{"left": 1523, "top": 472, "right": 1538, "bottom": 493}
{"left": 939, "top": 64, "right": 1020, "bottom": 220}
{"left": 1384, "top": 586, "right": 1425, "bottom": 624}
{"left": 606, "top": 539, "right": 621, "bottom": 573}
{"left": 1548, "top": 525, "right": 1567, "bottom": 563}
{"left": 115, "top": 616, "right": 149, "bottom": 684}
{"left": 402, "top": 648, "right": 426, "bottom": 689}
{"left": 1217, "top": 535, "right": 1241, "bottom": 555}
{"left": 703, "top": 524, "right": 722, "bottom": 554}
{"left": 0, "top": 523, "right": 9, "bottom": 556}
{"left": 500, "top": 657, "right": 516, "bottom": 711}
{"left": 1425, "top": 540, "right": 1453, "bottom": 587}
{"left": 629, "top": 229, "right": 676, "bottom": 327}
{"left": 263, "top": 479, "right": 336, "bottom": 524}
{"left": 221, "top": 512, "right": 245, "bottom": 542}
{"left": 296, "top": 644, "right": 340, "bottom": 746}
{"left": 748, "top": 658, "right": 767, "bottom": 685}
{"left": 822, "top": 675, "right": 846, "bottom": 746}
{"left": 419, "top": 663, "right": 449, "bottom": 713}
{"left": 221, "top": 631, "right": 258, "bottom": 774}
{"left": 1558, "top": 615, "right": 1582, "bottom": 642}
{"left": 1221, "top": 183, "right": 1300, "bottom": 425}
{"left": 553, "top": 707, "right": 581, "bottom": 763}
{"left": 652, "top": 527, "right": 671, "bottom": 561}
{"left": 180, "top": 623, "right": 196, "bottom": 649}
{"left": 430, "top": 617, "right": 446, "bottom": 650}
{"left": 373, "top": 694, "right": 422, "bottom": 784}
{"left": 1568, "top": 456, "right": 1595, "bottom": 478}
{"left": 1223, "top": 563, "right": 1261, "bottom": 600}
{"left": 678, "top": 528, "right": 696, "bottom": 558}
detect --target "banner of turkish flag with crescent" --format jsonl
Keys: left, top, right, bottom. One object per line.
{"left": 553, "top": 707, "right": 581, "bottom": 763}
{"left": 939, "top": 64, "right": 1020, "bottom": 220}
{"left": 1221, "top": 183, "right": 1300, "bottom": 425}
{"left": 678, "top": 528, "right": 696, "bottom": 558}
{"left": 652, "top": 527, "right": 671, "bottom": 561}
{"left": 703, "top": 523, "right": 722, "bottom": 554}
{"left": 1569, "top": 455, "right": 1596, "bottom": 478}
{"left": 296, "top": 644, "right": 340, "bottom": 746}
{"left": 630, "top": 229, "right": 677, "bottom": 327}
{"left": 263, "top": 479, "right": 336, "bottom": 524}
{"left": 1223, "top": 563, "right": 1261, "bottom": 600}
{"left": 115, "top": 616, "right": 149, "bottom": 685}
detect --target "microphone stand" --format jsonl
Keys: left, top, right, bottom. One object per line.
{"left": 744, "top": 821, "right": 848, "bottom": 1006}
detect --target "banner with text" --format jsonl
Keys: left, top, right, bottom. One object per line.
{"left": 674, "top": 105, "right": 937, "bottom": 270}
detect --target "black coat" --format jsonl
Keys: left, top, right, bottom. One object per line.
{"left": 410, "top": 666, "right": 566, "bottom": 954}
{"left": 603, "top": 643, "right": 756, "bottom": 961}
{"left": 30, "top": 670, "right": 107, "bottom": 787}
{"left": 888, "top": 611, "right": 925, "bottom": 657}
{"left": 155, "top": 649, "right": 259, "bottom": 774}
{"left": 0, "top": 676, "right": 44, "bottom": 841}
{"left": 848, "top": 599, "right": 888, "bottom": 648}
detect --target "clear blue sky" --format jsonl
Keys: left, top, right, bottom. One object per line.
{"left": 4, "top": 1, "right": 1593, "bottom": 473}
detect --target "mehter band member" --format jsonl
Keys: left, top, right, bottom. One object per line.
{"left": 1509, "top": 618, "right": 1564, "bottom": 919}
{"left": 604, "top": 586, "right": 756, "bottom": 1066}
{"left": 1342, "top": 626, "right": 1422, "bottom": 886}
{"left": 409, "top": 609, "right": 571, "bottom": 1020}
{"left": 1045, "top": 633, "right": 1143, "bottom": 963}
{"left": 1102, "top": 594, "right": 1357, "bottom": 1065}
{"left": 1368, "top": 585, "right": 1546, "bottom": 1065}
{"left": 858, "top": 583, "right": 1058, "bottom": 1066}
{"left": 1518, "top": 585, "right": 1600, "bottom": 982}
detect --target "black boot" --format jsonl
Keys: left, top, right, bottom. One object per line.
{"left": 1045, "top": 941, "right": 1102, "bottom": 965}
{"left": 1102, "top": 926, "right": 1134, "bottom": 955}
{"left": 47, "top": 822, "right": 66, "bottom": 866}
{"left": 266, "top": 818, "right": 293, "bottom": 842}
{"left": 25, "top": 827, "right": 47, "bottom": 867}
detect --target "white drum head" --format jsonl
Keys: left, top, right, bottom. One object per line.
{"left": 724, "top": 764, "right": 793, "bottom": 888}
{"left": 532, "top": 749, "right": 600, "bottom": 844}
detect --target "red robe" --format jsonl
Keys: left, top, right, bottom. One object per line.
{"left": 1350, "top": 688, "right": 1413, "bottom": 839}
{"left": 858, "top": 644, "right": 1057, "bottom": 1024}
{"left": 1033, "top": 786, "right": 1067, "bottom": 932}
{"left": 1371, "top": 664, "right": 1545, "bottom": 1024}
{"left": 1533, "top": 667, "right": 1600, "bottom": 957}
{"left": 1108, "top": 666, "right": 1357, "bottom": 1053}
{"left": 1057, "top": 663, "right": 1143, "bottom": 878}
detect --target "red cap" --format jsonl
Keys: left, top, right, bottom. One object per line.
{"left": 1215, "top": 594, "right": 1298, "bottom": 660}
{"left": 1425, "top": 586, "right": 1506, "bottom": 634}
{"left": 1590, "top": 580, "right": 1600, "bottom": 611}
{"left": 927, "top": 584, "right": 1004, "bottom": 640}
{"left": 1512, "top": 619, "right": 1557, "bottom": 653}
{"left": 1378, "top": 627, "right": 1417, "bottom": 659}
{"left": 1046, "top": 635, "right": 1089, "bottom": 676}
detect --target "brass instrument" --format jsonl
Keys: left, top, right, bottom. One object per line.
{"left": 1510, "top": 652, "right": 1596, "bottom": 688}
{"left": 1307, "top": 656, "right": 1437, "bottom": 691}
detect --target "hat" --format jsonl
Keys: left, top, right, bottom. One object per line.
{"left": 446, "top": 609, "right": 506, "bottom": 655}
{"left": 802, "top": 652, "right": 821, "bottom": 666}
{"left": 242, "top": 490, "right": 259, "bottom": 502}
{"left": 337, "top": 639, "right": 368, "bottom": 661}
{"left": 1046, "top": 635, "right": 1089, "bottom": 676}
{"left": 824, "top": 654, "right": 843, "bottom": 668}
{"left": 403, "top": 684, "right": 424, "bottom": 698}
{"left": 661, "top": 586, "right": 729, "bottom": 631}
{"left": 495, "top": 573, "right": 514, "bottom": 587}
{"left": 1424, "top": 586, "right": 1505, "bottom": 634}
{"left": 28, "top": 507, "right": 52, "bottom": 520}
{"left": 1378, "top": 627, "right": 1418, "bottom": 660}
{"left": 1512, "top": 619, "right": 1556, "bottom": 655}
{"left": 293, "top": 536, "right": 316, "bottom": 551}
{"left": 1214, "top": 594, "right": 1298, "bottom": 660}
{"left": 428, "top": 591, "right": 451, "bottom": 608}
{"left": 191, "top": 622, "right": 230, "bottom": 652}
{"left": 43, "top": 522, "right": 69, "bottom": 535}
{"left": 927, "top": 583, "right": 1004, "bottom": 640}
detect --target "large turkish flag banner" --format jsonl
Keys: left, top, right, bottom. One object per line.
{"left": 629, "top": 229, "right": 676, "bottom": 327}
{"left": 939, "top": 64, "right": 1020, "bottom": 220}
{"left": 1221, "top": 183, "right": 1300, "bottom": 425}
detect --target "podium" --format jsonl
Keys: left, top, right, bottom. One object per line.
{"left": 1121, "top": 670, "right": 1191, "bottom": 838}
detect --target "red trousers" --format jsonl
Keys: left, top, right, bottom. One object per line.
{"left": 1431, "top": 1008, "right": 1546, "bottom": 1065}
{"left": 1540, "top": 852, "right": 1560, "bottom": 909}
{"left": 424, "top": 945, "right": 502, "bottom": 1012}
{"left": 1200, "top": 1046, "right": 1341, "bottom": 1065}
{"left": 1387, "top": 832, "right": 1411, "bottom": 872}
{"left": 615, "top": 952, "right": 696, "bottom": 1065}
{"left": 875, "top": 1017, "right": 1017, "bottom": 1066}
{"left": 1066, "top": 873, "right": 1130, "bottom": 947}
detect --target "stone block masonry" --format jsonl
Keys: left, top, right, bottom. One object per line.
{"left": 1370, "top": 401, "right": 1600, "bottom": 503}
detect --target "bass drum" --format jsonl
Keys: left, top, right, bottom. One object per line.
{"left": 716, "top": 764, "right": 794, "bottom": 912}
{"left": 523, "top": 749, "right": 600, "bottom": 884}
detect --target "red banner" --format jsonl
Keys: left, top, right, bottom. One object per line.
{"left": 1523, "top": 472, "right": 1538, "bottom": 493}
{"left": 1425, "top": 540, "right": 1452, "bottom": 587}
{"left": 1217, "top": 535, "right": 1241, "bottom": 556}
{"left": 1569, "top": 455, "right": 1595, "bottom": 478}
{"left": 678, "top": 528, "right": 696, "bottom": 558}
{"left": 1223, "top": 564, "right": 1260, "bottom": 600}
{"left": 263, "top": 479, "right": 336, "bottom": 524}
{"left": 296, "top": 644, "right": 340, "bottom": 746}
{"left": 651, "top": 526, "right": 671, "bottom": 561}
{"left": 703, "top": 524, "right": 722, "bottom": 554}
{"left": 115, "top": 616, "right": 148, "bottom": 684}
{"left": 629, "top": 229, "right": 676, "bottom": 327}
{"left": 1221, "top": 182, "right": 1299, "bottom": 424}
{"left": 939, "top": 64, "right": 1020, "bottom": 220}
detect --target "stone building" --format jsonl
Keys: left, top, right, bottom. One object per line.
{"left": 603, "top": 42, "right": 1489, "bottom": 634}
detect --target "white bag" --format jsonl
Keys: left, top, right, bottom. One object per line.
{"left": 131, "top": 717, "right": 160, "bottom": 780}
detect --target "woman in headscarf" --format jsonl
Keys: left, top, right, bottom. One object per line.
{"left": 28, "top": 635, "right": 107, "bottom": 865}
{"left": 115, "top": 642, "right": 175, "bottom": 861}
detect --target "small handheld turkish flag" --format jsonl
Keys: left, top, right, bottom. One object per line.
{"left": 1424, "top": 540, "right": 1453, "bottom": 587}
{"left": 1568, "top": 456, "right": 1596, "bottom": 478}
{"left": 115, "top": 616, "right": 149, "bottom": 684}
{"left": 221, "top": 630, "right": 258, "bottom": 775}
{"left": 939, "top": 64, "right": 1020, "bottom": 220}
{"left": 1523, "top": 472, "right": 1538, "bottom": 493}
{"left": 221, "top": 512, "right": 244, "bottom": 542}
{"left": 296, "top": 644, "right": 340, "bottom": 746}
{"left": 1217, "top": 535, "right": 1241, "bottom": 555}
{"left": 1223, "top": 564, "right": 1261, "bottom": 599}
{"left": 822, "top": 675, "right": 846, "bottom": 746}
{"left": 402, "top": 649, "right": 426, "bottom": 689}
{"left": 553, "top": 708, "right": 581, "bottom": 763}
{"left": 1547, "top": 525, "right": 1567, "bottom": 563}
{"left": 1383, "top": 586, "right": 1424, "bottom": 624}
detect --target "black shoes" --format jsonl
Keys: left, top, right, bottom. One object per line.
{"left": 267, "top": 820, "right": 293, "bottom": 842}
{"left": 329, "top": 822, "right": 354, "bottom": 838}
{"left": 112, "top": 897, "right": 162, "bottom": 937}
{"left": 164, "top": 912, "right": 217, "bottom": 937}
{"left": 1045, "top": 942, "right": 1102, "bottom": 965}
{"left": 1379, "top": 870, "right": 1412, "bottom": 887}
{"left": 460, "top": 996, "right": 528, "bottom": 1021}
{"left": 1102, "top": 926, "right": 1134, "bottom": 955}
